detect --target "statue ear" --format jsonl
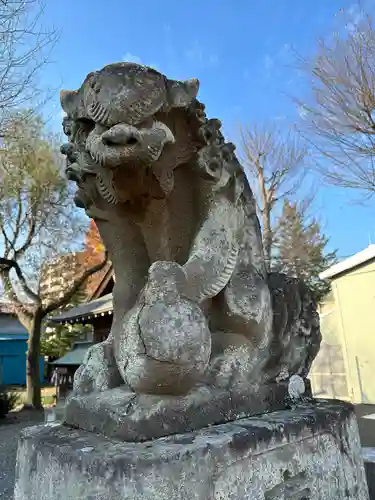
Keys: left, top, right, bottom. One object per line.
{"left": 60, "top": 90, "right": 78, "bottom": 115}
{"left": 166, "top": 78, "right": 199, "bottom": 108}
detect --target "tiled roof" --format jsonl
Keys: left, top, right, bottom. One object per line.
{"left": 51, "top": 341, "right": 92, "bottom": 366}
{"left": 0, "top": 313, "right": 28, "bottom": 337}
{"left": 49, "top": 293, "right": 113, "bottom": 323}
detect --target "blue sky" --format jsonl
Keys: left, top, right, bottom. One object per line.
{"left": 41, "top": 0, "right": 375, "bottom": 259}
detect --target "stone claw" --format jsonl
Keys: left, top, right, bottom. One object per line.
{"left": 73, "top": 339, "right": 123, "bottom": 395}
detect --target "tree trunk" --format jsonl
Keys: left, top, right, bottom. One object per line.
{"left": 262, "top": 207, "right": 272, "bottom": 272}
{"left": 24, "top": 309, "right": 44, "bottom": 409}
{"left": 257, "top": 166, "right": 272, "bottom": 272}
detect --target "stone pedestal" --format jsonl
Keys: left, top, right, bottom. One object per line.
{"left": 14, "top": 400, "right": 369, "bottom": 500}
{"left": 63, "top": 382, "right": 295, "bottom": 442}
{"left": 363, "top": 448, "right": 375, "bottom": 499}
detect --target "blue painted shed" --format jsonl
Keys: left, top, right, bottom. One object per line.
{"left": 0, "top": 313, "right": 44, "bottom": 386}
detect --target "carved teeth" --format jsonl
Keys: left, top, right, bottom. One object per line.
{"left": 147, "top": 144, "right": 159, "bottom": 160}
{"left": 153, "top": 121, "right": 175, "bottom": 145}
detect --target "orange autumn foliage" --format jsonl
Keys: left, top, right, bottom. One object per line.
{"left": 83, "top": 220, "right": 109, "bottom": 298}
{"left": 85, "top": 220, "right": 105, "bottom": 259}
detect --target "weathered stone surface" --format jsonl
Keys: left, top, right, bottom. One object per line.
{"left": 63, "top": 381, "right": 299, "bottom": 442}
{"left": 363, "top": 448, "right": 375, "bottom": 499}
{"left": 14, "top": 400, "right": 369, "bottom": 500}
{"left": 58, "top": 61, "right": 322, "bottom": 437}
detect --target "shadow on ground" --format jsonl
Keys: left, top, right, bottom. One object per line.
{"left": 0, "top": 409, "right": 44, "bottom": 500}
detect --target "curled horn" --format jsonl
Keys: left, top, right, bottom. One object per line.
{"left": 166, "top": 78, "right": 200, "bottom": 108}
{"left": 60, "top": 90, "right": 77, "bottom": 114}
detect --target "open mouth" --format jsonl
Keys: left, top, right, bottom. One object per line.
{"left": 65, "top": 163, "right": 82, "bottom": 182}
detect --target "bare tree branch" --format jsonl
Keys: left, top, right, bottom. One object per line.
{"left": 296, "top": 7, "right": 375, "bottom": 194}
{"left": 0, "top": 1, "right": 59, "bottom": 132}
{"left": 0, "top": 268, "right": 22, "bottom": 306}
{"left": 0, "top": 215, "right": 10, "bottom": 256}
{"left": 239, "top": 124, "right": 308, "bottom": 269}
{"left": 14, "top": 212, "right": 37, "bottom": 258}
{"left": 0, "top": 256, "right": 41, "bottom": 303}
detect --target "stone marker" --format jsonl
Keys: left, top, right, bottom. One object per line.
{"left": 14, "top": 62, "right": 369, "bottom": 499}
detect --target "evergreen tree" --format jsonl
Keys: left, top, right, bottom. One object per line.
{"left": 272, "top": 200, "right": 337, "bottom": 303}
{"left": 41, "top": 321, "right": 92, "bottom": 358}
{"left": 40, "top": 287, "right": 92, "bottom": 358}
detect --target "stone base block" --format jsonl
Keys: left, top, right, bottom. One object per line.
{"left": 15, "top": 400, "right": 369, "bottom": 500}
{"left": 363, "top": 448, "right": 375, "bottom": 499}
{"left": 63, "top": 381, "right": 297, "bottom": 442}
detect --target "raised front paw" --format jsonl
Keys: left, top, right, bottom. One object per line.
{"left": 73, "top": 338, "right": 123, "bottom": 395}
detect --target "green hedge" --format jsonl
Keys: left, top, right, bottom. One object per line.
{"left": 0, "top": 388, "right": 20, "bottom": 418}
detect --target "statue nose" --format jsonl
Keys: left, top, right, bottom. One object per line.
{"left": 101, "top": 124, "right": 140, "bottom": 146}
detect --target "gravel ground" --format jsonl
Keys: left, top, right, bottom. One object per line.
{"left": 0, "top": 412, "right": 43, "bottom": 500}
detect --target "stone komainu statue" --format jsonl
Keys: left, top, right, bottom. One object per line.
{"left": 60, "top": 63, "right": 321, "bottom": 435}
